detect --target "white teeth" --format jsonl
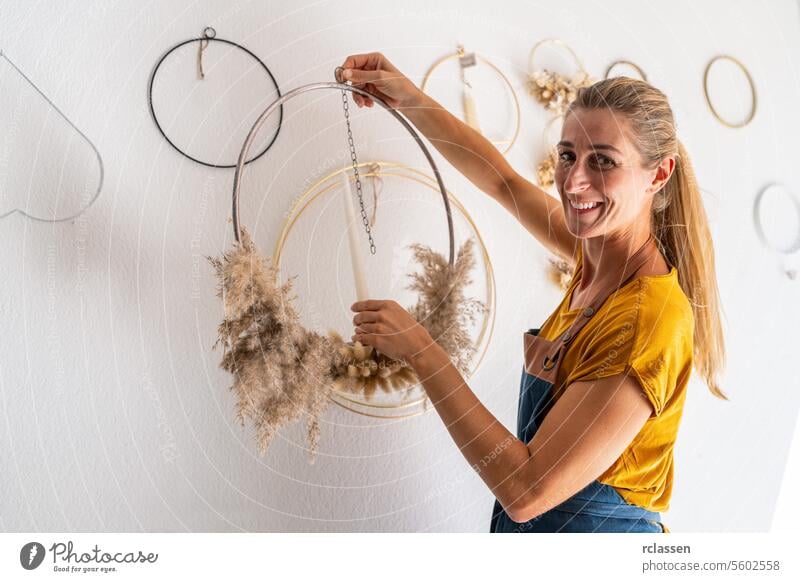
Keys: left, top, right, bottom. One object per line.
{"left": 570, "top": 200, "right": 602, "bottom": 210}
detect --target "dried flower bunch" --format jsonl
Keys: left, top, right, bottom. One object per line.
{"left": 536, "top": 147, "right": 558, "bottom": 189}
{"left": 208, "top": 227, "right": 487, "bottom": 461}
{"left": 547, "top": 256, "right": 575, "bottom": 292}
{"left": 526, "top": 69, "right": 594, "bottom": 116}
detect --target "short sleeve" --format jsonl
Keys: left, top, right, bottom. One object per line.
{"left": 564, "top": 278, "right": 694, "bottom": 417}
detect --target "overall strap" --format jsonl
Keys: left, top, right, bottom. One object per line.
{"left": 541, "top": 235, "right": 659, "bottom": 372}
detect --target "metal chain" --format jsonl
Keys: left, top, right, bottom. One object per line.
{"left": 340, "top": 85, "right": 377, "bottom": 254}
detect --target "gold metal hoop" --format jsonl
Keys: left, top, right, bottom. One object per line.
{"left": 273, "top": 161, "right": 497, "bottom": 419}
{"left": 703, "top": 54, "right": 757, "bottom": 128}
{"left": 528, "top": 38, "right": 588, "bottom": 78}
{"left": 604, "top": 59, "right": 648, "bottom": 81}
{"left": 421, "top": 49, "right": 521, "bottom": 154}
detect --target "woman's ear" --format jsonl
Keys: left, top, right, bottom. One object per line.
{"left": 649, "top": 157, "right": 675, "bottom": 194}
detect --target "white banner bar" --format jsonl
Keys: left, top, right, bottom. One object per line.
{"left": 1, "top": 533, "right": 798, "bottom": 581}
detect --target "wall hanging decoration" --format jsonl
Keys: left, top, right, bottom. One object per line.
{"left": 526, "top": 38, "right": 594, "bottom": 116}
{"left": 532, "top": 114, "right": 576, "bottom": 291}
{"left": 604, "top": 59, "right": 648, "bottom": 81}
{"left": 207, "top": 69, "right": 489, "bottom": 460}
{"left": 147, "top": 26, "right": 283, "bottom": 168}
{"left": 703, "top": 54, "right": 756, "bottom": 128}
{"left": 0, "top": 50, "right": 104, "bottom": 222}
{"left": 535, "top": 115, "right": 563, "bottom": 190}
{"left": 421, "top": 45, "right": 521, "bottom": 154}
{"left": 547, "top": 255, "right": 575, "bottom": 291}
{"left": 753, "top": 182, "right": 800, "bottom": 280}
{"left": 536, "top": 149, "right": 558, "bottom": 190}
{"left": 273, "top": 161, "right": 496, "bottom": 418}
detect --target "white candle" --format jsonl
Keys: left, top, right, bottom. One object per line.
{"left": 341, "top": 171, "right": 370, "bottom": 302}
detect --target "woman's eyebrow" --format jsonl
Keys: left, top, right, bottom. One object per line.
{"left": 557, "top": 140, "right": 623, "bottom": 154}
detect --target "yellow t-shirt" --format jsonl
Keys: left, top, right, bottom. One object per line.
{"left": 538, "top": 245, "right": 694, "bottom": 512}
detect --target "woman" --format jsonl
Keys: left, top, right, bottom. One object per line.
{"left": 343, "top": 52, "right": 727, "bottom": 533}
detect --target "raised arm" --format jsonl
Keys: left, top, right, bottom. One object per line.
{"left": 341, "top": 52, "right": 579, "bottom": 264}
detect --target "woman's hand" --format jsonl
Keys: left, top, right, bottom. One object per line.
{"left": 351, "top": 299, "right": 433, "bottom": 362}
{"left": 340, "top": 52, "right": 423, "bottom": 110}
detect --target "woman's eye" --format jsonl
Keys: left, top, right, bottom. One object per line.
{"left": 557, "top": 151, "right": 574, "bottom": 163}
{"left": 592, "top": 155, "right": 616, "bottom": 168}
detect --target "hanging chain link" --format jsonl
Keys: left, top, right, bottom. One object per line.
{"left": 339, "top": 80, "right": 377, "bottom": 255}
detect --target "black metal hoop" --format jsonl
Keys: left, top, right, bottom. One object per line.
{"left": 147, "top": 30, "right": 283, "bottom": 169}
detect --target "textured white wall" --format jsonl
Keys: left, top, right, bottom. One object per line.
{"left": 1, "top": 0, "right": 799, "bottom": 532}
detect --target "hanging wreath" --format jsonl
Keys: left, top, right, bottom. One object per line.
{"left": 207, "top": 76, "right": 488, "bottom": 461}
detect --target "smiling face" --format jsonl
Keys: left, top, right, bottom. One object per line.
{"left": 555, "top": 107, "right": 672, "bottom": 239}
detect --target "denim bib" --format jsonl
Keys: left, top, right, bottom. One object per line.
{"left": 489, "top": 237, "right": 667, "bottom": 533}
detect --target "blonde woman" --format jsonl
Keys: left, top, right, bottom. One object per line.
{"left": 344, "top": 52, "right": 726, "bottom": 533}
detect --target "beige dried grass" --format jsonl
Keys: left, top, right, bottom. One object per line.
{"left": 208, "top": 227, "right": 487, "bottom": 461}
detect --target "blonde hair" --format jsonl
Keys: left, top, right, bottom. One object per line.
{"left": 568, "top": 77, "right": 728, "bottom": 400}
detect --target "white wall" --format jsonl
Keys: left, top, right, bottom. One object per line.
{"left": 1, "top": 0, "right": 799, "bottom": 532}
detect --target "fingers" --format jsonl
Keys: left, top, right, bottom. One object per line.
{"left": 342, "top": 69, "right": 378, "bottom": 108}
{"left": 342, "top": 53, "right": 376, "bottom": 71}
{"left": 341, "top": 52, "right": 398, "bottom": 109}
{"left": 341, "top": 52, "right": 388, "bottom": 72}
{"left": 342, "top": 67, "right": 382, "bottom": 85}
{"left": 353, "top": 311, "right": 379, "bottom": 325}
{"left": 352, "top": 93, "right": 374, "bottom": 108}
{"left": 351, "top": 300, "right": 385, "bottom": 312}
{"left": 354, "top": 323, "right": 379, "bottom": 334}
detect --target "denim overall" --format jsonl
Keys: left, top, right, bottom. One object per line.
{"left": 490, "top": 237, "right": 667, "bottom": 533}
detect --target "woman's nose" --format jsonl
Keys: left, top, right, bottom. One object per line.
{"left": 563, "top": 164, "right": 591, "bottom": 194}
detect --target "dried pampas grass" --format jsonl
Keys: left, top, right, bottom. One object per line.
{"left": 536, "top": 147, "right": 557, "bottom": 190}
{"left": 547, "top": 256, "right": 575, "bottom": 292}
{"left": 208, "top": 227, "right": 487, "bottom": 461}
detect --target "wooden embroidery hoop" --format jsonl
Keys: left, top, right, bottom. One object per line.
{"left": 272, "top": 162, "right": 497, "bottom": 418}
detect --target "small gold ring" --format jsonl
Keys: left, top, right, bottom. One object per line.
{"left": 528, "top": 38, "right": 587, "bottom": 78}
{"left": 604, "top": 59, "right": 647, "bottom": 81}
{"left": 703, "top": 54, "right": 756, "bottom": 128}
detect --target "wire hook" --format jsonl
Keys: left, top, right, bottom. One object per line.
{"left": 198, "top": 26, "right": 216, "bottom": 79}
